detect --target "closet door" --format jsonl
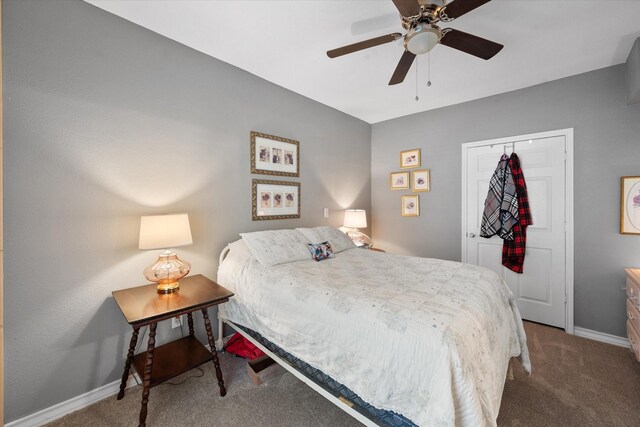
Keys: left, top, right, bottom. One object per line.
{"left": 463, "top": 133, "right": 569, "bottom": 329}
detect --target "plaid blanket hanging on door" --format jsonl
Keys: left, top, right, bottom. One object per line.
{"left": 480, "top": 154, "right": 519, "bottom": 240}
{"left": 502, "top": 153, "right": 533, "bottom": 273}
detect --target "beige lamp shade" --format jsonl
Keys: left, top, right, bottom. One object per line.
{"left": 139, "top": 214, "right": 193, "bottom": 250}
{"left": 344, "top": 209, "right": 367, "bottom": 229}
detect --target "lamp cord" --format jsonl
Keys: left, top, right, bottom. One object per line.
{"left": 167, "top": 368, "right": 205, "bottom": 385}
{"left": 167, "top": 318, "right": 204, "bottom": 385}
{"left": 129, "top": 321, "right": 205, "bottom": 387}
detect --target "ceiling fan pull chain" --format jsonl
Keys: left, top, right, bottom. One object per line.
{"left": 427, "top": 51, "right": 432, "bottom": 87}
{"left": 415, "top": 58, "right": 419, "bottom": 101}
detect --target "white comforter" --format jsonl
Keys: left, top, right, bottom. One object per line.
{"left": 218, "top": 245, "right": 531, "bottom": 426}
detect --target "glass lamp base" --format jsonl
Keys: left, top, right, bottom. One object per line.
{"left": 143, "top": 250, "right": 191, "bottom": 294}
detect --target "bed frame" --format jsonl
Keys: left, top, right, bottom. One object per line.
{"left": 220, "top": 318, "right": 378, "bottom": 427}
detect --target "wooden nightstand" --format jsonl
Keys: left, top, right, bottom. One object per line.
{"left": 356, "top": 245, "right": 385, "bottom": 252}
{"left": 112, "top": 274, "right": 234, "bottom": 427}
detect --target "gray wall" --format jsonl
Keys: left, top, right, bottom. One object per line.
{"left": 628, "top": 37, "right": 640, "bottom": 104}
{"left": 3, "top": 0, "right": 371, "bottom": 421}
{"left": 372, "top": 64, "right": 640, "bottom": 339}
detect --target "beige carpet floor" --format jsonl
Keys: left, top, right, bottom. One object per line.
{"left": 497, "top": 322, "right": 640, "bottom": 426}
{"left": 46, "top": 322, "right": 640, "bottom": 426}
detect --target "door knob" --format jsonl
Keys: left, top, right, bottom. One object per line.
{"left": 468, "top": 233, "right": 476, "bottom": 238}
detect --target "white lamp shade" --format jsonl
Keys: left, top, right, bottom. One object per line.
{"left": 139, "top": 214, "right": 193, "bottom": 250}
{"left": 344, "top": 209, "right": 367, "bottom": 229}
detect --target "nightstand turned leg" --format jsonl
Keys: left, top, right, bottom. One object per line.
{"left": 187, "top": 312, "right": 195, "bottom": 336}
{"left": 117, "top": 327, "right": 140, "bottom": 400}
{"left": 202, "top": 308, "right": 226, "bottom": 396}
{"left": 139, "top": 322, "right": 157, "bottom": 427}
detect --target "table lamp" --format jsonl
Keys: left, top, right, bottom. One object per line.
{"left": 343, "top": 209, "right": 373, "bottom": 248}
{"left": 139, "top": 213, "right": 193, "bottom": 294}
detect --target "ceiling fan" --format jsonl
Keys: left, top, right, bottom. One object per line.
{"left": 327, "top": 0, "right": 503, "bottom": 85}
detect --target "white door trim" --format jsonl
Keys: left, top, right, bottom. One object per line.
{"left": 461, "top": 128, "right": 574, "bottom": 334}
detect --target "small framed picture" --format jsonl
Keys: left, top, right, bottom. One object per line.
{"left": 412, "top": 169, "right": 430, "bottom": 192}
{"left": 401, "top": 195, "right": 420, "bottom": 217}
{"left": 252, "top": 179, "right": 300, "bottom": 220}
{"left": 250, "top": 131, "right": 299, "bottom": 177}
{"left": 400, "top": 149, "right": 421, "bottom": 169}
{"left": 390, "top": 172, "right": 409, "bottom": 190}
{"left": 620, "top": 176, "right": 640, "bottom": 234}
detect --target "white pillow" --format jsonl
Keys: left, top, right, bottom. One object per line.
{"left": 225, "top": 238, "right": 253, "bottom": 262}
{"left": 240, "top": 229, "right": 311, "bottom": 267}
{"left": 296, "top": 226, "right": 356, "bottom": 253}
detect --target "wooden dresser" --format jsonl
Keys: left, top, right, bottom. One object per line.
{"left": 625, "top": 268, "right": 640, "bottom": 361}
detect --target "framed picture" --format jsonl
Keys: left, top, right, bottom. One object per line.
{"left": 620, "top": 176, "right": 640, "bottom": 234}
{"left": 412, "top": 169, "right": 430, "bottom": 192}
{"left": 250, "top": 131, "right": 299, "bottom": 177}
{"left": 401, "top": 195, "right": 420, "bottom": 217}
{"left": 400, "top": 148, "right": 421, "bottom": 169}
{"left": 390, "top": 172, "right": 409, "bottom": 190}
{"left": 252, "top": 179, "right": 300, "bottom": 220}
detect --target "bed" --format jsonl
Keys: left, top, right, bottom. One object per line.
{"left": 216, "top": 227, "right": 531, "bottom": 426}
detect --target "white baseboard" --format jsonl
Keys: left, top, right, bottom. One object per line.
{"left": 6, "top": 338, "right": 235, "bottom": 427}
{"left": 6, "top": 375, "right": 140, "bottom": 427}
{"left": 574, "top": 326, "right": 630, "bottom": 348}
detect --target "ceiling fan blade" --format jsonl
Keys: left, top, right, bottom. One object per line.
{"left": 327, "top": 33, "right": 402, "bottom": 58}
{"left": 392, "top": 0, "right": 421, "bottom": 17}
{"left": 389, "top": 50, "right": 416, "bottom": 85}
{"left": 440, "top": 29, "right": 503, "bottom": 60}
{"left": 439, "top": 0, "right": 492, "bottom": 21}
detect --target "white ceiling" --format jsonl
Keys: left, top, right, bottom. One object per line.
{"left": 86, "top": 1, "right": 640, "bottom": 124}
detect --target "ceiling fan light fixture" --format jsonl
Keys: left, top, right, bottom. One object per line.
{"left": 404, "top": 23, "right": 442, "bottom": 55}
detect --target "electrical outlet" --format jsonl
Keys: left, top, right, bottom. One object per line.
{"left": 171, "top": 316, "right": 183, "bottom": 329}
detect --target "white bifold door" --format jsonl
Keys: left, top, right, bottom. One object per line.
{"left": 462, "top": 130, "right": 573, "bottom": 330}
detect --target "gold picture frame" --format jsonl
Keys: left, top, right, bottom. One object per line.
{"left": 411, "top": 169, "right": 431, "bottom": 192}
{"left": 400, "top": 148, "right": 421, "bottom": 169}
{"left": 250, "top": 131, "right": 300, "bottom": 177}
{"left": 252, "top": 179, "right": 301, "bottom": 221}
{"left": 390, "top": 172, "right": 409, "bottom": 190}
{"left": 620, "top": 176, "right": 640, "bottom": 234}
{"left": 401, "top": 195, "right": 420, "bottom": 217}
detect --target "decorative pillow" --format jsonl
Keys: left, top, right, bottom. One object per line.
{"left": 307, "top": 241, "right": 334, "bottom": 262}
{"left": 240, "top": 229, "right": 310, "bottom": 267}
{"left": 296, "top": 226, "right": 356, "bottom": 253}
